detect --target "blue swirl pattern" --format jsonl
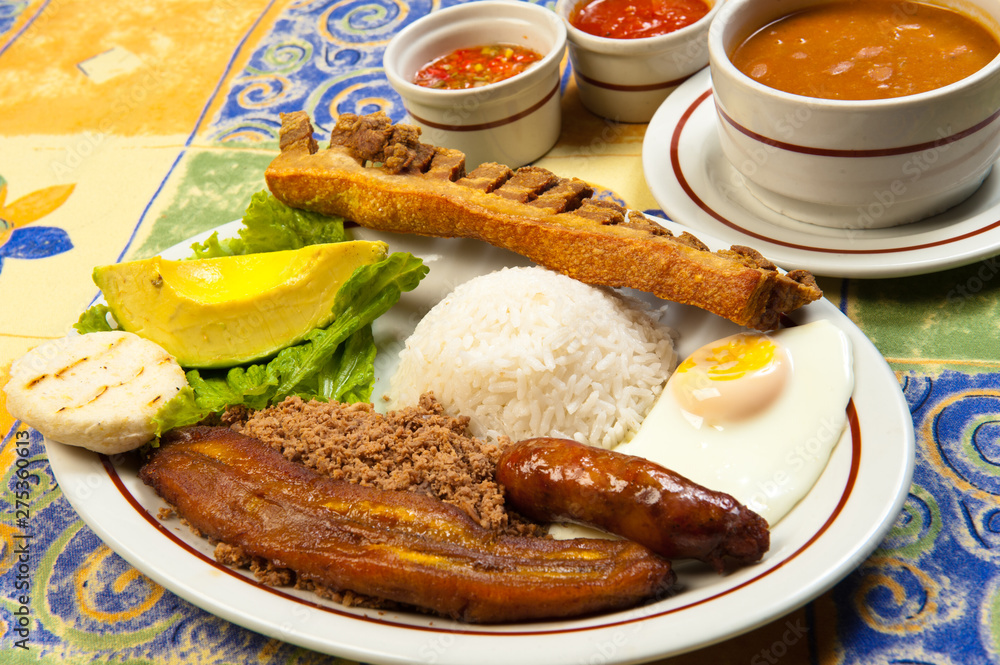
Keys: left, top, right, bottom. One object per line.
{"left": 205, "top": 0, "right": 449, "bottom": 143}
{"left": 203, "top": 0, "right": 559, "bottom": 143}
{"left": 832, "top": 370, "right": 1000, "bottom": 663}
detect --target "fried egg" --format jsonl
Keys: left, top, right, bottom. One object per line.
{"left": 616, "top": 319, "right": 854, "bottom": 526}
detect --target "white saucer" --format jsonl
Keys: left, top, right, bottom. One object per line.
{"left": 643, "top": 68, "right": 1000, "bottom": 278}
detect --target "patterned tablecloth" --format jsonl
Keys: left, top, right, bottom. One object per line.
{"left": 2, "top": 1, "right": 1000, "bottom": 663}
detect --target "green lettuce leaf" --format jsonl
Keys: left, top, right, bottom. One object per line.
{"left": 321, "top": 326, "right": 378, "bottom": 404}
{"left": 190, "top": 190, "right": 346, "bottom": 258}
{"left": 74, "top": 304, "right": 115, "bottom": 333}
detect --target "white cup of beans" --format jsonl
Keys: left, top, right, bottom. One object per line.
{"left": 384, "top": 1, "right": 566, "bottom": 169}
{"left": 709, "top": 0, "right": 1000, "bottom": 229}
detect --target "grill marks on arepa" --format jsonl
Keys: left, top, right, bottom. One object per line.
{"left": 31, "top": 337, "right": 171, "bottom": 411}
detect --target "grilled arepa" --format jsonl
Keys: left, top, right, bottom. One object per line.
{"left": 5, "top": 331, "right": 188, "bottom": 453}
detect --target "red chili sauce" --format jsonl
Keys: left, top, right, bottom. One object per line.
{"left": 413, "top": 43, "right": 544, "bottom": 89}
{"left": 570, "top": 0, "right": 710, "bottom": 39}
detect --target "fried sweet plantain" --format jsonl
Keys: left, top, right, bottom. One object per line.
{"left": 264, "top": 111, "right": 822, "bottom": 330}
{"left": 140, "top": 426, "right": 675, "bottom": 623}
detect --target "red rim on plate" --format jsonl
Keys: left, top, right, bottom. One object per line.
{"left": 100, "top": 399, "right": 861, "bottom": 635}
{"left": 669, "top": 89, "right": 1000, "bottom": 255}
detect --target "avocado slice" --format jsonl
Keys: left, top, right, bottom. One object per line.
{"left": 93, "top": 240, "right": 389, "bottom": 368}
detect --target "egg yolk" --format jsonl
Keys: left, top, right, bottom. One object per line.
{"left": 670, "top": 333, "right": 790, "bottom": 426}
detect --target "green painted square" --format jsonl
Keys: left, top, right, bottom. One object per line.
{"left": 843, "top": 256, "right": 1000, "bottom": 371}
{"left": 133, "top": 146, "right": 277, "bottom": 259}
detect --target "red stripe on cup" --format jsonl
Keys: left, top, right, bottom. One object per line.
{"left": 575, "top": 70, "right": 693, "bottom": 92}
{"left": 407, "top": 83, "right": 559, "bottom": 132}
{"left": 716, "top": 104, "right": 1000, "bottom": 158}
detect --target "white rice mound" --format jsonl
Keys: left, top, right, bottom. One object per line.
{"left": 387, "top": 266, "right": 677, "bottom": 449}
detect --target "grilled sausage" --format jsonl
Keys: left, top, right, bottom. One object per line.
{"left": 496, "top": 438, "right": 770, "bottom": 572}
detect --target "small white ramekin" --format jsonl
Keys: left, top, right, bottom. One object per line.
{"left": 555, "top": 0, "right": 722, "bottom": 123}
{"left": 383, "top": 1, "right": 566, "bottom": 169}
{"left": 709, "top": 0, "right": 1000, "bottom": 229}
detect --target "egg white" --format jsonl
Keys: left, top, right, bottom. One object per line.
{"left": 615, "top": 319, "right": 854, "bottom": 526}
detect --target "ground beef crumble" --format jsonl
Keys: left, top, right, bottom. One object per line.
{"left": 224, "top": 393, "right": 540, "bottom": 535}
{"left": 186, "top": 392, "right": 545, "bottom": 611}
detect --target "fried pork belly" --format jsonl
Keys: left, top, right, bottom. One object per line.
{"left": 265, "top": 111, "right": 822, "bottom": 330}
{"left": 140, "top": 426, "right": 676, "bottom": 623}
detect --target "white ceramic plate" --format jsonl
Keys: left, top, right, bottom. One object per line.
{"left": 643, "top": 67, "right": 1000, "bottom": 278}
{"left": 46, "top": 220, "right": 914, "bottom": 664}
